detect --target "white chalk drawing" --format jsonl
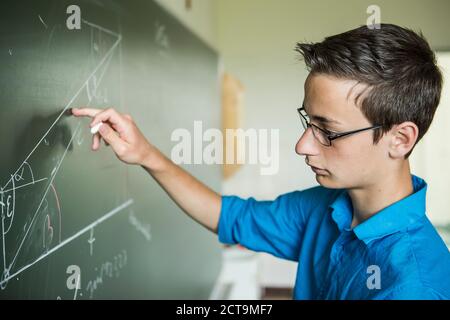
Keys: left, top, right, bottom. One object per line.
{"left": 38, "top": 14, "right": 48, "bottom": 29}
{"left": 0, "top": 199, "right": 133, "bottom": 287}
{"left": 155, "top": 21, "right": 170, "bottom": 57}
{"left": 42, "top": 213, "right": 54, "bottom": 251}
{"left": 128, "top": 210, "right": 152, "bottom": 241}
{"left": 85, "top": 249, "right": 127, "bottom": 299}
{"left": 0, "top": 20, "right": 132, "bottom": 290}
{"left": 88, "top": 228, "right": 95, "bottom": 256}
{"left": 76, "top": 128, "right": 85, "bottom": 146}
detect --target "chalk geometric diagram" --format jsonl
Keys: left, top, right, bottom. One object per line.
{"left": 0, "top": 19, "right": 133, "bottom": 289}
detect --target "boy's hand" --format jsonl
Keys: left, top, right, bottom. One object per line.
{"left": 72, "top": 107, "right": 157, "bottom": 167}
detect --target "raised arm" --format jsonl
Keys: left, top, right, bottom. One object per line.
{"left": 71, "top": 107, "right": 221, "bottom": 233}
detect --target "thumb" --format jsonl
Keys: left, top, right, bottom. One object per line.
{"left": 98, "top": 123, "right": 126, "bottom": 154}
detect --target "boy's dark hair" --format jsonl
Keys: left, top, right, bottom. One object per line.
{"left": 295, "top": 24, "right": 443, "bottom": 158}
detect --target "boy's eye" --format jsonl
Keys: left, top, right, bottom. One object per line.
{"left": 324, "top": 127, "right": 337, "bottom": 134}
{"left": 316, "top": 123, "right": 335, "bottom": 134}
{"left": 320, "top": 124, "right": 340, "bottom": 134}
{"left": 310, "top": 120, "right": 339, "bottom": 134}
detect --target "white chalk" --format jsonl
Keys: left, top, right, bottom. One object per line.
{"left": 90, "top": 122, "right": 103, "bottom": 134}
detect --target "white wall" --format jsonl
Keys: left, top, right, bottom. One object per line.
{"left": 410, "top": 53, "right": 450, "bottom": 225}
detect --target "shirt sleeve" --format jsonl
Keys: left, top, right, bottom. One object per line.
{"left": 217, "top": 189, "right": 316, "bottom": 261}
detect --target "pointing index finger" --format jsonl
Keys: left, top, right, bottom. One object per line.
{"left": 90, "top": 108, "right": 128, "bottom": 132}
{"left": 71, "top": 107, "right": 103, "bottom": 118}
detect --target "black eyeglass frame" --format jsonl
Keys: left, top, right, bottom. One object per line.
{"left": 297, "top": 106, "right": 383, "bottom": 147}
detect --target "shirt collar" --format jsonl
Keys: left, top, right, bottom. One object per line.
{"left": 329, "top": 174, "right": 428, "bottom": 244}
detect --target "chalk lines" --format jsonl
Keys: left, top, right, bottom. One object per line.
{"left": 50, "top": 183, "right": 62, "bottom": 243}
{"left": 1, "top": 178, "right": 47, "bottom": 194}
{"left": 7, "top": 123, "right": 81, "bottom": 272}
{"left": 0, "top": 199, "right": 133, "bottom": 287}
{"left": 1, "top": 218, "right": 5, "bottom": 273}
{"left": 0, "top": 20, "right": 128, "bottom": 290}
{"left": 7, "top": 175, "right": 40, "bottom": 192}
{"left": 1, "top": 174, "right": 16, "bottom": 236}
{"left": 38, "top": 14, "right": 48, "bottom": 29}
{"left": 1, "top": 19, "right": 122, "bottom": 192}
{"left": 74, "top": 275, "right": 80, "bottom": 300}
{"left": 82, "top": 19, "right": 120, "bottom": 38}
{"left": 129, "top": 211, "right": 152, "bottom": 241}
{"left": 88, "top": 228, "right": 95, "bottom": 256}
{"left": 85, "top": 249, "right": 128, "bottom": 299}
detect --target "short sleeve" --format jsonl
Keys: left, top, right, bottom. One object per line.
{"left": 217, "top": 190, "right": 315, "bottom": 261}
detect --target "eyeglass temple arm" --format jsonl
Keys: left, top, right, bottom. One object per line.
{"left": 328, "top": 125, "right": 383, "bottom": 141}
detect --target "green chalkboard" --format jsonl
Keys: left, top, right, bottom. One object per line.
{"left": 0, "top": 0, "right": 221, "bottom": 299}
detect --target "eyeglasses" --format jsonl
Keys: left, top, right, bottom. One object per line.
{"left": 297, "top": 106, "right": 383, "bottom": 147}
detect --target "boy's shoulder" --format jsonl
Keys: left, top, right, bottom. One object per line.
{"left": 373, "top": 220, "right": 450, "bottom": 299}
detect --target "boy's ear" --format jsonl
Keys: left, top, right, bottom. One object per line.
{"left": 388, "top": 122, "right": 419, "bottom": 158}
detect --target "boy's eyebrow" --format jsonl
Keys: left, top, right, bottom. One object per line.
{"left": 302, "top": 102, "right": 342, "bottom": 125}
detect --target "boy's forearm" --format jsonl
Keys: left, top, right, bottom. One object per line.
{"left": 141, "top": 150, "right": 222, "bottom": 233}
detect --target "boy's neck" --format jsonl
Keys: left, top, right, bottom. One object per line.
{"left": 348, "top": 161, "right": 414, "bottom": 228}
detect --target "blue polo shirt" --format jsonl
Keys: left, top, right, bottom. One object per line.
{"left": 218, "top": 174, "right": 450, "bottom": 299}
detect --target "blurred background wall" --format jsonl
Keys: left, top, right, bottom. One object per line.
{"left": 155, "top": 0, "right": 450, "bottom": 299}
